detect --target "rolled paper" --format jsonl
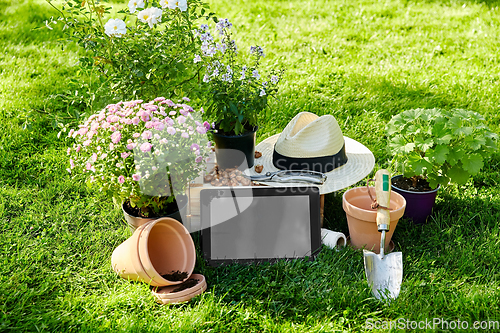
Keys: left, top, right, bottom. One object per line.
{"left": 321, "top": 228, "right": 347, "bottom": 250}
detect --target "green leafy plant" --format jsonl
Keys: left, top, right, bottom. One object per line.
{"left": 387, "top": 108, "right": 498, "bottom": 189}
{"left": 46, "top": 0, "right": 212, "bottom": 103}
{"left": 194, "top": 19, "right": 284, "bottom": 135}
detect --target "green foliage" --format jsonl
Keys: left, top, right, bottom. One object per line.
{"left": 387, "top": 108, "right": 498, "bottom": 188}
{"left": 46, "top": 0, "right": 210, "bottom": 103}
{"left": 196, "top": 19, "right": 284, "bottom": 135}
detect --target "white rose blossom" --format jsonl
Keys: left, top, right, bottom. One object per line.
{"left": 128, "top": 0, "right": 144, "bottom": 14}
{"left": 137, "top": 7, "right": 163, "bottom": 28}
{"left": 167, "top": 0, "right": 188, "bottom": 11}
{"left": 104, "top": 19, "right": 126, "bottom": 37}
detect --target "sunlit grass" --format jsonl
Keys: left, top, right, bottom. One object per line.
{"left": 1, "top": 0, "right": 499, "bottom": 331}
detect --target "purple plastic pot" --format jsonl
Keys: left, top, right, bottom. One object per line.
{"left": 391, "top": 175, "right": 440, "bottom": 224}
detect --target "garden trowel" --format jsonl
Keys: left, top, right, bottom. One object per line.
{"left": 363, "top": 170, "right": 403, "bottom": 300}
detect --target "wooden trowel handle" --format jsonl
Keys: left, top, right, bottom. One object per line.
{"left": 375, "top": 169, "right": 391, "bottom": 231}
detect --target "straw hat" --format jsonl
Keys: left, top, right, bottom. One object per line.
{"left": 247, "top": 112, "right": 375, "bottom": 194}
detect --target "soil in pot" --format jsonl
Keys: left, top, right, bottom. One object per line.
{"left": 123, "top": 197, "right": 184, "bottom": 218}
{"left": 392, "top": 175, "right": 436, "bottom": 192}
{"left": 161, "top": 271, "right": 189, "bottom": 281}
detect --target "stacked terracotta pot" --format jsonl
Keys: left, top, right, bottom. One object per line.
{"left": 111, "top": 217, "right": 206, "bottom": 304}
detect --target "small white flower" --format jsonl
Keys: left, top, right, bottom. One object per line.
{"left": 271, "top": 75, "right": 279, "bottom": 84}
{"left": 137, "top": 7, "right": 162, "bottom": 28}
{"left": 159, "top": 0, "right": 168, "bottom": 8}
{"left": 167, "top": 0, "right": 188, "bottom": 11}
{"left": 104, "top": 19, "right": 126, "bottom": 37}
{"left": 203, "top": 74, "right": 211, "bottom": 82}
{"left": 128, "top": 0, "right": 145, "bottom": 14}
{"left": 194, "top": 54, "right": 202, "bottom": 63}
{"left": 260, "top": 89, "right": 266, "bottom": 97}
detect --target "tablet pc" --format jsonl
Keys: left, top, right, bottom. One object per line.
{"left": 201, "top": 186, "right": 321, "bottom": 266}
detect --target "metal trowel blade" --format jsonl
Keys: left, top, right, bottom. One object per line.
{"left": 363, "top": 249, "right": 403, "bottom": 300}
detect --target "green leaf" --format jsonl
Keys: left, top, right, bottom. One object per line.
{"left": 234, "top": 120, "right": 243, "bottom": 135}
{"left": 415, "top": 136, "right": 434, "bottom": 152}
{"left": 446, "top": 149, "right": 464, "bottom": 166}
{"left": 408, "top": 154, "right": 433, "bottom": 175}
{"left": 446, "top": 116, "right": 462, "bottom": 131}
{"left": 427, "top": 145, "right": 449, "bottom": 164}
{"left": 401, "top": 109, "right": 422, "bottom": 122}
{"left": 464, "top": 135, "right": 486, "bottom": 150}
{"left": 435, "top": 134, "right": 453, "bottom": 145}
{"left": 455, "top": 126, "right": 473, "bottom": 136}
{"left": 418, "top": 108, "right": 440, "bottom": 121}
{"left": 389, "top": 136, "right": 415, "bottom": 154}
{"left": 461, "top": 153, "right": 483, "bottom": 175}
{"left": 229, "top": 102, "right": 239, "bottom": 116}
{"left": 446, "top": 163, "right": 471, "bottom": 184}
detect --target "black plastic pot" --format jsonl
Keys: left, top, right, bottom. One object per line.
{"left": 212, "top": 127, "right": 258, "bottom": 169}
{"left": 391, "top": 175, "right": 440, "bottom": 224}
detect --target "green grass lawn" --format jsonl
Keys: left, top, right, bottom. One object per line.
{"left": 1, "top": 0, "right": 500, "bottom": 331}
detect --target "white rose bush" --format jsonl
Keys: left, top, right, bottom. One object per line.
{"left": 67, "top": 97, "right": 211, "bottom": 217}
{"left": 46, "top": 0, "right": 214, "bottom": 102}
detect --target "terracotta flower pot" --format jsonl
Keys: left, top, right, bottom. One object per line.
{"left": 342, "top": 187, "right": 406, "bottom": 253}
{"left": 111, "top": 217, "right": 196, "bottom": 287}
{"left": 151, "top": 274, "right": 207, "bottom": 304}
{"left": 122, "top": 194, "right": 188, "bottom": 230}
{"left": 391, "top": 175, "right": 440, "bottom": 224}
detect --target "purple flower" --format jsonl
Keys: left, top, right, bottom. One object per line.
{"left": 121, "top": 152, "right": 130, "bottom": 159}
{"left": 207, "top": 141, "right": 212, "bottom": 148}
{"left": 154, "top": 122, "right": 165, "bottom": 131}
{"left": 166, "top": 99, "right": 175, "bottom": 107}
{"left": 70, "top": 159, "right": 75, "bottom": 169}
{"left": 154, "top": 97, "right": 166, "bottom": 102}
{"left": 145, "top": 121, "right": 154, "bottom": 129}
{"left": 132, "top": 174, "right": 141, "bottom": 181}
{"left": 190, "top": 143, "right": 200, "bottom": 151}
{"left": 260, "top": 89, "right": 266, "bottom": 97}
{"left": 195, "top": 156, "right": 203, "bottom": 163}
{"left": 118, "top": 175, "right": 125, "bottom": 184}
{"left": 194, "top": 54, "right": 202, "bottom": 63}
{"left": 177, "top": 116, "right": 186, "bottom": 124}
{"left": 76, "top": 145, "right": 81, "bottom": 153}
{"left": 252, "top": 69, "right": 260, "bottom": 80}
{"left": 111, "top": 131, "right": 122, "bottom": 144}
{"left": 167, "top": 127, "right": 176, "bottom": 135}
{"left": 196, "top": 126, "right": 207, "bottom": 134}
{"left": 79, "top": 127, "right": 89, "bottom": 136}
{"left": 132, "top": 117, "right": 140, "bottom": 125}
{"left": 271, "top": 75, "right": 279, "bottom": 84}
{"left": 142, "top": 131, "right": 153, "bottom": 140}
{"left": 181, "top": 132, "right": 189, "bottom": 138}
